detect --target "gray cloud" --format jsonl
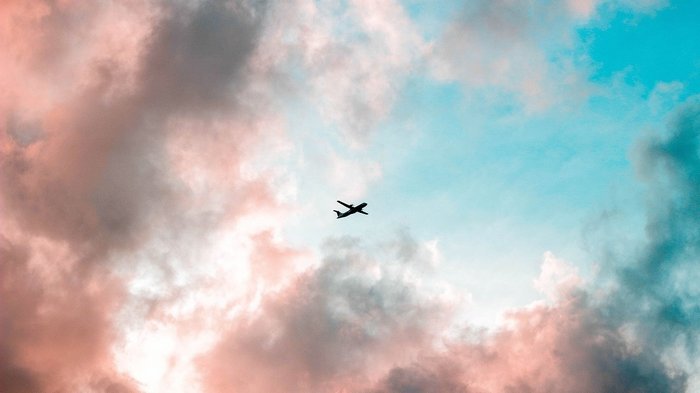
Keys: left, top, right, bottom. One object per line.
{"left": 611, "top": 98, "right": 700, "bottom": 353}
{"left": 1, "top": 0, "right": 270, "bottom": 260}
{"left": 0, "top": 235, "right": 141, "bottom": 393}
{"left": 1, "top": 1, "right": 273, "bottom": 391}
{"left": 368, "top": 363, "right": 469, "bottom": 393}
{"left": 369, "top": 293, "right": 686, "bottom": 393}
{"left": 140, "top": 0, "right": 268, "bottom": 113}
{"left": 198, "top": 233, "right": 453, "bottom": 393}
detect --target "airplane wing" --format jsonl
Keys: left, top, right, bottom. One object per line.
{"left": 337, "top": 200, "right": 353, "bottom": 208}
{"left": 358, "top": 210, "right": 368, "bottom": 215}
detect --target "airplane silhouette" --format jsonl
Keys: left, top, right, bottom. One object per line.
{"left": 334, "top": 200, "right": 368, "bottom": 219}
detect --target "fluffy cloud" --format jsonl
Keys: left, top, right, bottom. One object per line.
{"left": 0, "top": 234, "right": 139, "bottom": 392}
{"left": 198, "top": 230, "right": 691, "bottom": 393}
{"left": 369, "top": 294, "right": 686, "bottom": 393}
{"left": 533, "top": 251, "right": 582, "bottom": 302}
{"left": 1, "top": 1, "right": 281, "bottom": 391}
{"left": 253, "top": 0, "right": 426, "bottom": 142}
{"left": 2, "top": 0, "right": 698, "bottom": 392}
{"left": 617, "top": 98, "right": 700, "bottom": 354}
{"left": 198, "top": 234, "right": 455, "bottom": 393}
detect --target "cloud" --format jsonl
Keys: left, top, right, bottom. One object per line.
{"left": 198, "top": 229, "right": 691, "bottom": 393}
{"left": 197, "top": 94, "right": 700, "bottom": 393}
{"left": 533, "top": 251, "right": 582, "bottom": 302}
{"left": 615, "top": 97, "right": 700, "bottom": 354}
{"left": 138, "top": 0, "right": 267, "bottom": 113}
{"left": 427, "top": 0, "right": 672, "bottom": 112}
{"left": 369, "top": 293, "right": 686, "bottom": 393}
{"left": 327, "top": 151, "right": 382, "bottom": 200}
{"left": 429, "top": 0, "right": 593, "bottom": 112}
{"left": 197, "top": 234, "right": 455, "bottom": 393}
{"left": 0, "top": 0, "right": 283, "bottom": 391}
{"left": 0, "top": 0, "right": 272, "bottom": 256}
{"left": 253, "top": 0, "right": 426, "bottom": 142}
{"left": 0, "top": 234, "right": 140, "bottom": 393}
{"left": 2, "top": 0, "right": 698, "bottom": 391}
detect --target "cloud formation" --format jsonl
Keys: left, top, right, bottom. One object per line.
{"left": 201, "top": 99, "right": 700, "bottom": 393}
{"left": 1, "top": 0, "right": 278, "bottom": 391}
{"left": 430, "top": 0, "right": 593, "bottom": 111}
{"left": 617, "top": 98, "right": 700, "bottom": 354}
{"left": 199, "top": 235, "right": 454, "bottom": 392}
{"left": 253, "top": 0, "right": 426, "bottom": 142}
{"left": 0, "top": 235, "right": 138, "bottom": 393}
{"left": 428, "top": 0, "right": 670, "bottom": 111}
{"left": 370, "top": 295, "right": 686, "bottom": 393}
{"left": 1, "top": 0, "right": 698, "bottom": 392}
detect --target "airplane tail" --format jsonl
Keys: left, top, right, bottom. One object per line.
{"left": 333, "top": 210, "right": 342, "bottom": 218}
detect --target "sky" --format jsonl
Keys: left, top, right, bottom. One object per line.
{"left": 1, "top": 0, "right": 699, "bottom": 392}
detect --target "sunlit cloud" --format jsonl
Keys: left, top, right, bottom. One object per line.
{"left": 1, "top": 0, "right": 698, "bottom": 392}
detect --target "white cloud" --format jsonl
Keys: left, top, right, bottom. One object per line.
{"left": 533, "top": 251, "right": 583, "bottom": 302}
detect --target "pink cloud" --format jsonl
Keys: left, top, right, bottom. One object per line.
{"left": 197, "top": 235, "right": 455, "bottom": 393}
{"left": 567, "top": 0, "right": 599, "bottom": 19}
{"left": 1, "top": 1, "right": 697, "bottom": 392}
{"left": 370, "top": 293, "right": 685, "bottom": 392}
{"left": 197, "top": 234, "right": 686, "bottom": 393}
{"left": 1, "top": 1, "right": 287, "bottom": 391}
{"left": 0, "top": 234, "right": 139, "bottom": 392}
{"left": 252, "top": 0, "right": 425, "bottom": 142}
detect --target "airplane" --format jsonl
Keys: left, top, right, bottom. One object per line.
{"left": 333, "top": 200, "right": 368, "bottom": 219}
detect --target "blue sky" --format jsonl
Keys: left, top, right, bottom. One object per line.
{"left": 585, "top": 0, "right": 700, "bottom": 92}
{"left": 282, "top": 0, "right": 699, "bottom": 327}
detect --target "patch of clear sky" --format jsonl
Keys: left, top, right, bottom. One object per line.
{"left": 582, "top": 0, "right": 700, "bottom": 94}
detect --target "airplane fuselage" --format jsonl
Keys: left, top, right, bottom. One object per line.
{"left": 334, "top": 201, "right": 368, "bottom": 218}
